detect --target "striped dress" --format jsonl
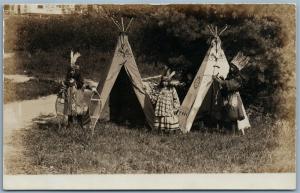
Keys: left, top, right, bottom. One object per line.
{"left": 150, "top": 86, "right": 180, "bottom": 131}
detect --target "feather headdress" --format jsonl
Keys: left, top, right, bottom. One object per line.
{"left": 161, "top": 68, "right": 176, "bottom": 82}
{"left": 231, "top": 52, "right": 250, "bottom": 71}
{"left": 160, "top": 67, "right": 184, "bottom": 86}
{"left": 70, "top": 50, "right": 81, "bottom": 69}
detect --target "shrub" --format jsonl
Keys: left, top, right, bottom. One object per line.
{"left": 4, "top": 5, "right": 295, "bottom": 119}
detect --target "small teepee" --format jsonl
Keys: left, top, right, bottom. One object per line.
{"left": 89, "top": 17, "right": 155, "bottom": 133}
{"left": 178, "top": 25, "right": 251, "bottom": 134}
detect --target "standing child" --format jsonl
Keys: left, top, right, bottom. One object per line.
{"left": 150, "top": 69, "right": 181, "bottom": 133}
{"left": 213, "top": 52, "right": 250, "bottom": 134}
{"left": 59, "top": 50, "right": 87, "bottom": 127}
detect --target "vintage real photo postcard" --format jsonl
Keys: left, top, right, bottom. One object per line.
{"left": 2, "top": 4, "right": 296, "bottom": 190}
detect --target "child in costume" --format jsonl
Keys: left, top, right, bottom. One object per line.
{"left": 59, "top": 50, "right": 90, "bottom": 127}
{"left": 149, "top": 69, "right": 181, "bottom": 133}
{"left": 213, "top": 52, "right": 250, "bottom": 134}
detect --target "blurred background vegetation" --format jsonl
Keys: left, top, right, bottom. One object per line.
{"left": 4, "top": 4, "right": 295, "bottom": 121}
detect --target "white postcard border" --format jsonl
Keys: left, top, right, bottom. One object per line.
{"left": 3, "top": 173, "right": 296, "bottom": 190}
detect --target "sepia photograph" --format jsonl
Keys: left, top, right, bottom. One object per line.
{"left": 2, "top": 3, "right": 296, "bottom": 189}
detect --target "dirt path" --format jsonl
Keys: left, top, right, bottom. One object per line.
{"left": 4, "top": 74, "right": 35, "bottom": 83}
{"left": 3, "top": 95, "right": 57, "bottom": 174}
{"left": 4, "top": 95, "right": 57, "bottom": 137}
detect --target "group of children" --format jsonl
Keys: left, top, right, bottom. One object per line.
{"left": 60, "top": 50, "right": 249, "bottom": 134}
{"left": 149, "top": 52, "right": 249, "bottom": 134}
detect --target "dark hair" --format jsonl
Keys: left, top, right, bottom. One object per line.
{"left": 228, "top": 64, "right": 247, "bottom": 86}
{"left": 158, "top": 79, "right": 174, "bottom": 89}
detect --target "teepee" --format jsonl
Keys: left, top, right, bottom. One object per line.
{"left": 178, "top": 25, "right": 251, "bottom": 134}
{"left": 89, "top": 17, "right": 155, "bottom": 134}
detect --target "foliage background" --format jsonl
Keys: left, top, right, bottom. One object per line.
{"left": 4, "top": 4, "right": 295, "bottom": 121}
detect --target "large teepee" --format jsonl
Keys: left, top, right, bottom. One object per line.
{"left": 178, "top": 25, "right": 251, "bottom": 134}
{"left": 89, "top": 17, "right": 155, "bottom": 133}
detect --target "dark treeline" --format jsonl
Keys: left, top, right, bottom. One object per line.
{"left": 4, "top": 5, "right": 295, "bottom": 119}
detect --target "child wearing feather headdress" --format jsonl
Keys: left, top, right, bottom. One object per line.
{"left": 59, "top": 50, "right": 85, "bottom": 125}
{"left": 64, "top": 50, "right": 84, "bottom": 89}
{"left": 213, "top": 52, "right": 250, "bottom": 134}
{"left": 149, "top": 68, "right": 181, "bottom": 133}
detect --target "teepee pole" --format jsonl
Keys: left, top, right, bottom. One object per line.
{"left": 208, "top": 25, "right": 214, "bottom": 35}
{"left": 111, "top": 17, "right": 122, "bottom": 31}
{"left": 120, "top": 18, "right": 125, "bottom": 45}
{"left": 219, "top": 25, "right": 228, "bottom": 36}
{"left": 114, "top": 18, "right": 122, "bottom": 30}
{"left": 125, "top": 18, "right": 133, "bottom": 32}
{"left": 121, "top": 17, "right": 125, "bottom": 32}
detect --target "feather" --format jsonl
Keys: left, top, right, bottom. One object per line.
{"left": 70, "top": 50, "right": 81, "bottom": 66}
{"left": 231, "top": 51, "right": 250, "bottom": 70}
{"left": 168, "top": 71, "right": 176, "bottom": 79}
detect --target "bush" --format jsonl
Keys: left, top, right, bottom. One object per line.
{"left": 4, "top": 5, "right": 295, "bottom": 119}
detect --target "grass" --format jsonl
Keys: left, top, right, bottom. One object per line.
{"left": 4, "top": 78, "right": 60, "bottom": 103}
{"left": 5, "top": 114, "right": 295, "bottom": 174}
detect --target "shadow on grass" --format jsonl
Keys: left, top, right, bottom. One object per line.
{"left": 7, "top": 114, "right": 295, "bottom": 174}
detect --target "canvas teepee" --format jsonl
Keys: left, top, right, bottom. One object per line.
{"left": 178, "top": 25, "right": 251, "bottom": 134}
{"left": 89, "top": 17, "right": 155, "bottom": 134}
